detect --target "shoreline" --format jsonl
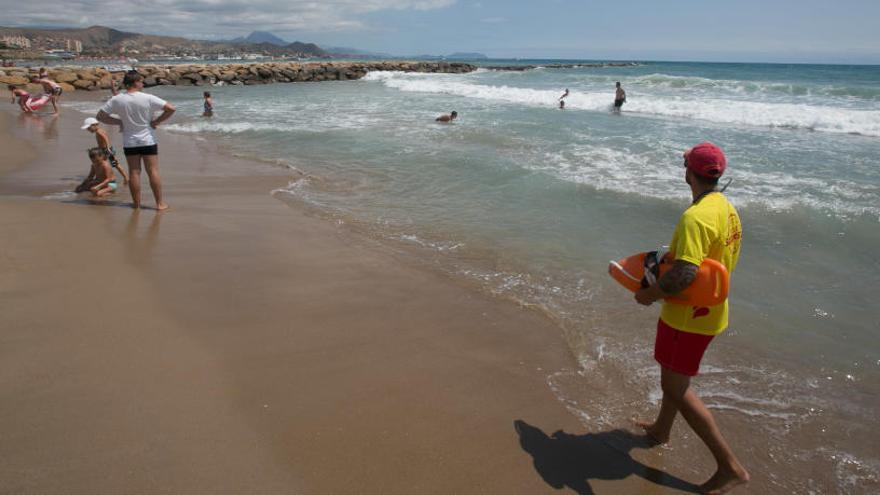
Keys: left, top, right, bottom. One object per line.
{"left": 0, "top": 105, "right": 694, "bottom": 493}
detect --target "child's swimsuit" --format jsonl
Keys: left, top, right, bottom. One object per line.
{"left": 102, "top": 147, "right": 121, "bottom": 169}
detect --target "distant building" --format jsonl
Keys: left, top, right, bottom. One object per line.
{"left": 66, "top": 39, "right": 83, "bottom": 53}
{"left": 1, "top": 35, "right": 32, "bottom": 49}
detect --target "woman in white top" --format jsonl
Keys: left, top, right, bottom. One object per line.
{"left": 97, "top": 70, "right": 175, "bottom": 210}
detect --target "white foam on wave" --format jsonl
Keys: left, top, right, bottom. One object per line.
{"left": 530, "top": 144, "right": 880, "bottom": 221}
{"left": 165, "top": 112, "right": 381, "bottom": 135}
{"left": 365, "top": 71, "right": 880, "bottom": 137}
{"left": 166, "top": 121, "right": 299, "bottom": 134}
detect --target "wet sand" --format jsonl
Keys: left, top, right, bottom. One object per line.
{"left": 0, "top": 107, "right": 701, "bottom": 494}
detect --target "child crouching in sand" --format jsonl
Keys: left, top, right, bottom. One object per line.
{"left": 76, "top": 148, "right": 118, "bottom": 197}
{"left": 81, "top": 117, "right": 129, "bottom": 184}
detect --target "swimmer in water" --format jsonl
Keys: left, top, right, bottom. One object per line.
{"left": 435, "top": 110, "right": 458, "bottom": 123}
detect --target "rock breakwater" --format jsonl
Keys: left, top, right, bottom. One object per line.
{"left": 0, "top": 61, "right": 477, "bottom": 92}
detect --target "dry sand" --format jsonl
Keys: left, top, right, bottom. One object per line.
{"left": 0, "top": 106, "right": 700, "bottom": 494}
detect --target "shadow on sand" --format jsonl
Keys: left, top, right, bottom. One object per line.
{"left": 515, "top": 420, "right": 700, "bottom": 495}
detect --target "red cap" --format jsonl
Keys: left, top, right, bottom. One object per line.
{"left": 684, "top": 142, "right": 726, "bottom": 178}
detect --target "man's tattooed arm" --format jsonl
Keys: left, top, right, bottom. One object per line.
{"left": 658, "top": 260, "right": 699, "bottom": 295}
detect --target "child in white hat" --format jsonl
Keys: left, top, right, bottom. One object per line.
{"left": 81, "top": 117, "right": 128, "bottom": 185}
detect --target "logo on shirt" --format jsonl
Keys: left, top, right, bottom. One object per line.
{"left": 725, "top": 212, "right": 742, "bottom": 254}
{"left": 692, "top": 306, "right": 710, "bottom": 319}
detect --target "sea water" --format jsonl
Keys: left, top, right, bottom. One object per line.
{"left": 71, "top": 60, "right": 880, "bottom": 493}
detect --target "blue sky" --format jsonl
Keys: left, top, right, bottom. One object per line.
{"left": 3, "top": 0, "right": 879, "bottom": 63}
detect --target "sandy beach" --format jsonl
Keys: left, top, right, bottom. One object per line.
{"left": 0, "top": 105, "right": 705, "bottom": 494}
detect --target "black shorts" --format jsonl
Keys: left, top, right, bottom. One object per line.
{"left": 123, "top": 144, "right": 158, "bottom": 156}
{"left": 614, "top": 98, "right": 625, "bottom": 108}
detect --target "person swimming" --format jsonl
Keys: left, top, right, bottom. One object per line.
{"left": 436, "top": 110, "right": 458, "bottom": 123}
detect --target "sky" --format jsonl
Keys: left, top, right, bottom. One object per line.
{"left": 1, "top": 0, "right": 879, "bottom": 63}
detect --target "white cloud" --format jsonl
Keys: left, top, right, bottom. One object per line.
{"left": 480, "top": 17, "right": 508, "bottom": 24}
{"left": 0, "top": 0, "right": 458, "bottom": 37}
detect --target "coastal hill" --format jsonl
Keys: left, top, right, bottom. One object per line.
{"left": 229, "top": 31, "right": 288, "bottom": 47}
{"left": 0, "top": 25, "right": 326, "bottom": 58}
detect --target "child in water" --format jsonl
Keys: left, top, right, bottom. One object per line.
{"left": 202, "top": 91, "right": 214, "bottom": 117}
{"left": 436, "top": 110, "right": 458, "bottom": 123}
{"left": 8, "top": 85, "right": 31, "bottom": 112}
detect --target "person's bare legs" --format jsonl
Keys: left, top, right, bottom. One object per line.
{"left": 638, "top": 393, "right": 677, "bottom": 444}
{"left": 143, "top": 154, "right": 168, "bottom": 210}
{"left": 643, "top": 367, "right": 749, "bottom": 494}
{"left": 125, "top": 154, "right": 143, "bottom": 209}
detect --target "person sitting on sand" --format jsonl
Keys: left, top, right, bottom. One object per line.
{"left": 634, "top": 142, "right": 749, "bottom": 494}
{"left": 82, "top": 117, "right": 129, "bottom": 185}
{"left": 436, "top": 111, "right": 458, "bottom": 123}
{"left": 613, "top": 82, "right": 626, "bottom": 113}
{"left": 202, "top": 91, "right": 214, "bottom": 117}
{"left": 30, "top": 76, "right": 61, "bottom": 114}
{"left": 77, "top": 148, "right": 118, "bottom": 197}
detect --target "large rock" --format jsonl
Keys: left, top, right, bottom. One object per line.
{"left": 72, "top": 79, "right": 95, "bottom": 90}
{"left": 0, "top": 75, "right": 28, "bottom": 86}
{"left": 54, "top": 71, "right": 79, "bottom": 84}
{"left": 76, "top": 70, "right": 99, "bottom": 81}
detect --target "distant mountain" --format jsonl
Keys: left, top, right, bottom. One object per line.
{"left": 287, "top": 41, "right": 324, "bottom": 55}
{"left": 230, "top": 31, "right": 287, "bottom": 46}
{"left": 0, "top": 25, "right": 326, "bottom": 57}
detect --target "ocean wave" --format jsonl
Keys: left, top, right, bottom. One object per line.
{"left": 533, "top": 145, "right": 880, "bottom": 221}
{"left": 630, "top": 73, "right": 880, "bottom": 100}
{"left": 364, "top": 71, "right": 880, "bottom": 137}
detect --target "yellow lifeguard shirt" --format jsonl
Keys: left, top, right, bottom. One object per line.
{"left": 660, "top": 192, "right": 742, "bottom": 336}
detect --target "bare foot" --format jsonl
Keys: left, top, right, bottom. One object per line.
{"left": 635, "top": 420, "right": 670, "bottom": 445}
{"left": 131, "top": 202, "right": 141, "bottom": 209}
{"left": 156, "top": 203, "right": 170, "bottom": 211}
{"left": 700, "top": 466, "right": 750, "bottom": 494}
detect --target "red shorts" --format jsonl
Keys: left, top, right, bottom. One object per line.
{"left": 654, "top": 319, "right": 714, "bottom": 376}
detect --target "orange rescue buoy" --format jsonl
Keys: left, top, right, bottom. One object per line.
{"left": 608, "top": 251, "right": 729, "bottom": 306}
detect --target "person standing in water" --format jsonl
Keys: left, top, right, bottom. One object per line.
{"left": 30, "top": 75, "right": 62, "bottom": 114}
{"left": 613, "top": 82, "right": 626, "bottom": 113}
{"left": 634, "top": 142, "right": 748, "bottom": 495}
{"left": 202, "top": 91, "right": 214, "bottom": 117}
